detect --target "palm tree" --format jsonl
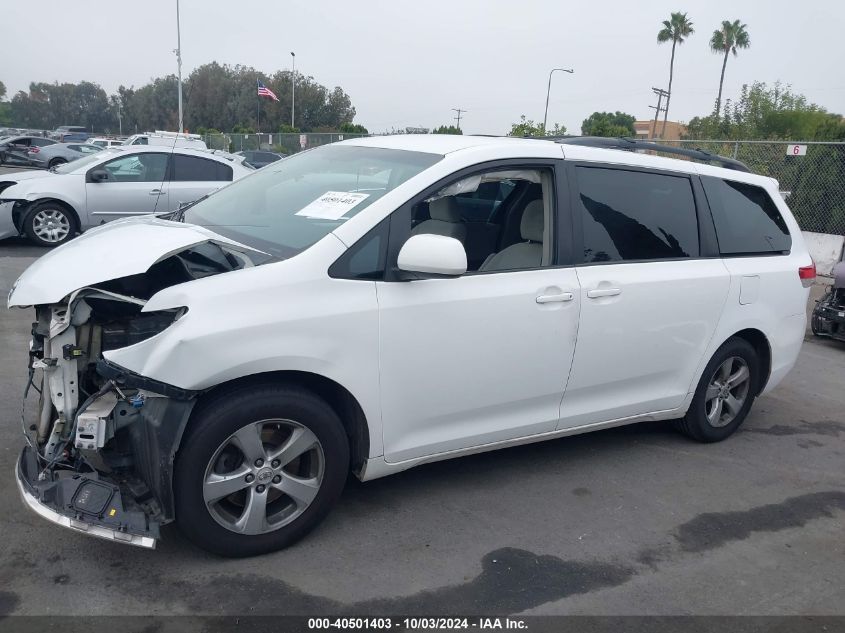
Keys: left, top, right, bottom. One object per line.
{"left": 657, "top": 12, "right": 694, "bottom": 138}
{"left": 710, "top": 20, "right": 751, "bottom": 117}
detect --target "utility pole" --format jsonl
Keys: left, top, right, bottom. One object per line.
{"left": 290, "top": 52, "right": 296, "bottom": 129}
{"left": 543, "top": 67, "right": 574, "bottom": 133}
{"left": 452, "top": 108, "right": 467, "bottom": 131}
{"left": 649, "top": 87, "right": 669, "bottom": 139}
{"left": 175, "top": 0, "right": 184, "bottom": 133}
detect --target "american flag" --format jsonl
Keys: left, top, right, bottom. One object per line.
{"left": 257, "top": 80, "right": 279, "bottom": 102}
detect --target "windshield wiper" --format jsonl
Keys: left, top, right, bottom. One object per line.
{"left": 160, "top": 193, "right": 212, "bottom": 222}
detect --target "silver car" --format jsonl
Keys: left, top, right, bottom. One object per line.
{"left": 27, "top": 142, "right": 103, "bottom": 169}
{"left": 0, "top": 146, "right": 253, "bottom": 246}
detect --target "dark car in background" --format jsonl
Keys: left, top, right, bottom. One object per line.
{"left": 234, "top": 149, "right": 285, "bottom": 168}
{"left": 0, "top": 136, "right": 56, "bottom": 165}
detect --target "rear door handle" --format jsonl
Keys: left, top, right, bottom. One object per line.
{"left": 587, "top": 287, "right": 622, "bottom": 299}
{"left": 536, "top": 292, "right": 574, "bottom": 304}
{"left": 149, "top": 189, "right": 166, "bottom": 196}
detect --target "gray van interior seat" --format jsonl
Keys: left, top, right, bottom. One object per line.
{"left": 479, "top": 200, "right": 544, "bottom": 271}
{"left": 411, "top": 197, "right": 467, "bottom": 243}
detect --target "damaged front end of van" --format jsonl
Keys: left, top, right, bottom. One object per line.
{"left": 9, "top": 217, "right": 265, "bottom": 548}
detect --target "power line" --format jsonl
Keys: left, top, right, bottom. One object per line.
{"left": 452, "top": 108, "right": 467, "bottom": 131}
{"left": 649, "top": 87, "right": 669, "bottom": 139}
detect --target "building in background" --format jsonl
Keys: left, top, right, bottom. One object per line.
{"left": 634, "top": 119, "right": 687, "bottom": 140}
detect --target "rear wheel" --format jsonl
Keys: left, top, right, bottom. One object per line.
{"left": 23, "top": 201, "right": 77, "bottom": 247}
{"left": 675, "top": 337, "right": 759, "bottom": 442}
{"left": 48, "top": 158, "right": 67, "bottom": 169}
{"left": 174, "top": 383, "right": 349, "bottom": 557}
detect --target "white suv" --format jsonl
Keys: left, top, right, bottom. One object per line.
{"left": 9, "top": 135, "right": 813, "bottom": 556}
{"left": 0, "top": 146, "right": 251, "bottom": 246}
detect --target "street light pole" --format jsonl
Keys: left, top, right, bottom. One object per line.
{"left": 543, "top": 67, "right": 573, "bottom": 133}
{"left": 175, "top": 0, "right": 184, "bottom": 133}
{"left": 290, "top": 52, "right": 296, "bottom": 129}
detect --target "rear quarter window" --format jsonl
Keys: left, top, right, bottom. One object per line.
{"left": 701, "top": 177, "right": 791, "bottom": 255}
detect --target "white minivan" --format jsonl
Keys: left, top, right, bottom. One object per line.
{"left": 9, "top": 135, "right": 813, "bottom": 556}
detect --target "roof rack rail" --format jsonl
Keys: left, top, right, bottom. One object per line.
{"left": 552, "top": 136, "right": 751, "bottom": 172}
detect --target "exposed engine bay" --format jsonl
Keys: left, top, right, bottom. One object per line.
{"left": 16, "top": 241, "right": 255, "bottom": 548}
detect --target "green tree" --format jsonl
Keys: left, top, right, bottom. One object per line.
{"left": 508, "top": 115, "right": 565, "bottom": 137}
{"left": 339, "top": 122, "right": 368, "bottom": 134}
{"left": 581, "top": 111, "right": 636, "bottom": 137}
{"left": 710, "top": 20, "right": 750, "bottom": 116}
{"left": 432, "top": 125, "right": 462, "bottom": 134}
{"left": 684, "top": 81, "right": 844, "bottom": 141}
{"left": 657, "top": 12, "right": 694, "bottom": 137}
{"left": 0, "top": 81, "right": 11, "bottom": 126}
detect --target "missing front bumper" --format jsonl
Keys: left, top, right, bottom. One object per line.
{"left": 15, "top": 446, "right": 159, "bottom": 549}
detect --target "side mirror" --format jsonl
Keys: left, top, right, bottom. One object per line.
{"left": 88, "top": 169, "right": 109, "bottom": 182}
{"left": 397, "top": 234, "right": 467, "bottom": 279}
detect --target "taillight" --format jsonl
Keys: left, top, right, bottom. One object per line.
{"left": 798, "top": 261, "right": 816, "bottom": 288}
{"left": 28, "top": 147, "right": 40, "bottom": 153}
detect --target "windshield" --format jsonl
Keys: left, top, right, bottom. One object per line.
{"left": 184, "top": 144, "right": 441, "bottom": 258}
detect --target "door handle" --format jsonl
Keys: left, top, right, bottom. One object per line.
{"left": 587, "top": 287, "right": 622, "bottom": 299}
{"left": 149, "top": 189, "right": 166, "bottom": 196}
{"left": 536, "top": 292, "right": 574, "bottom": 304}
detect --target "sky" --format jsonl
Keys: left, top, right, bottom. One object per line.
{"left": 3, "top": 0, "right": 845, "bottom": 134}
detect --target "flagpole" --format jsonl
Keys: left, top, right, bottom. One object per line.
{"left": 257, "top": 79, "right": 260, "bottom": 134}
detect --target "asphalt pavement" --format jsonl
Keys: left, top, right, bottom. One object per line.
{"left": 0, "top": 235, "right": 843, "bottom": 617}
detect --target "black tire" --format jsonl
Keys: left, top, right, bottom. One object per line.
{"left": 675, "top": 337, "right": 760, "bottom": 443}
{"left": 23, "top": 201, "right": 77, "bottom": 247}
{"left": 810, "top": 293, "right": 831, "bottom": 337}
{"left": 48, "top": 158, "right": 67, "bottom": 169}
{"left": 174, "top": 383, "right": 349, "bottom": 557}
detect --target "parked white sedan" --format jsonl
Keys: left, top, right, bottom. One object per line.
{"left": 0, "top": 146, "right": 252, "bottom": 246}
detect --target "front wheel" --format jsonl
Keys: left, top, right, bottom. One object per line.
{"left": 23, "top": 201, "right": 77, "bottom": 247}
{"left": 174, "top": 383, "right": 349, "bottom": 557}
{"left": 48, "top": 158, "right": 67, "bottom": 169}
{"left": 675, "top": 337, "right": 759, "bottom": 442}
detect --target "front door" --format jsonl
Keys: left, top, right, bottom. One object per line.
{"left": 85, "top": 152, "right": 171, "bottom": 222}
{"left": 376, "top": 163, "right": 580, "bottom": 463}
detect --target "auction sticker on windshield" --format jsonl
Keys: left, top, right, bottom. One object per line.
{"left": 296, "top": 191, "right": 370, "bottom": 220}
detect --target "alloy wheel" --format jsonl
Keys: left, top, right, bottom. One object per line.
{"left": 202, "top": 418, "right": 325, "bottom": 535}
{"left": 704, "top": 356, "right": 751, "bottom": 428}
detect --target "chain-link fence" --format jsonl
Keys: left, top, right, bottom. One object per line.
{"left": 665, "top": 140, "right": 845, "bottom": 236}
{"left": 202, "top": 132, "right": 367, "bottom": 155}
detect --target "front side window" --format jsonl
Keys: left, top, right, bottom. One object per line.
{"left": 576, "top": 167, "right": 699, "bottom": 263}
{"left": 184, "top": 144, "right": 441, "bottom": 259}
{"left": 410, "top": 168, "right": 552, "bottom": 272}
{"left": 701, "top": 177, "right": 791, "bottom": 255}
{"left": 171, "top": 155, "right": 232, "bottom": 182}
{"left": 99, "top": 153, "right": 169, "bottom": 182}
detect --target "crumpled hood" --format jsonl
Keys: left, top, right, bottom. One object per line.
{"left": 0, "top": 170, "right": 58, "bottom": 186}
{"left": 8, "top": 216, "right": 258, "bottom": 307}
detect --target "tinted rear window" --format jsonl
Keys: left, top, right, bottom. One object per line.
{"left": 701, "top": 177, "right": 791, "bottom": 255}
{"left": 576, "top": 167, "right": 699, "bottom": 262}
{"left": 171, "top": 155, "right": 233, "bottom": 182}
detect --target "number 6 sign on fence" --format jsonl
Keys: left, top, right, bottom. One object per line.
{"left": 786, "top": 144, "right": 807, "bottom": 156}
